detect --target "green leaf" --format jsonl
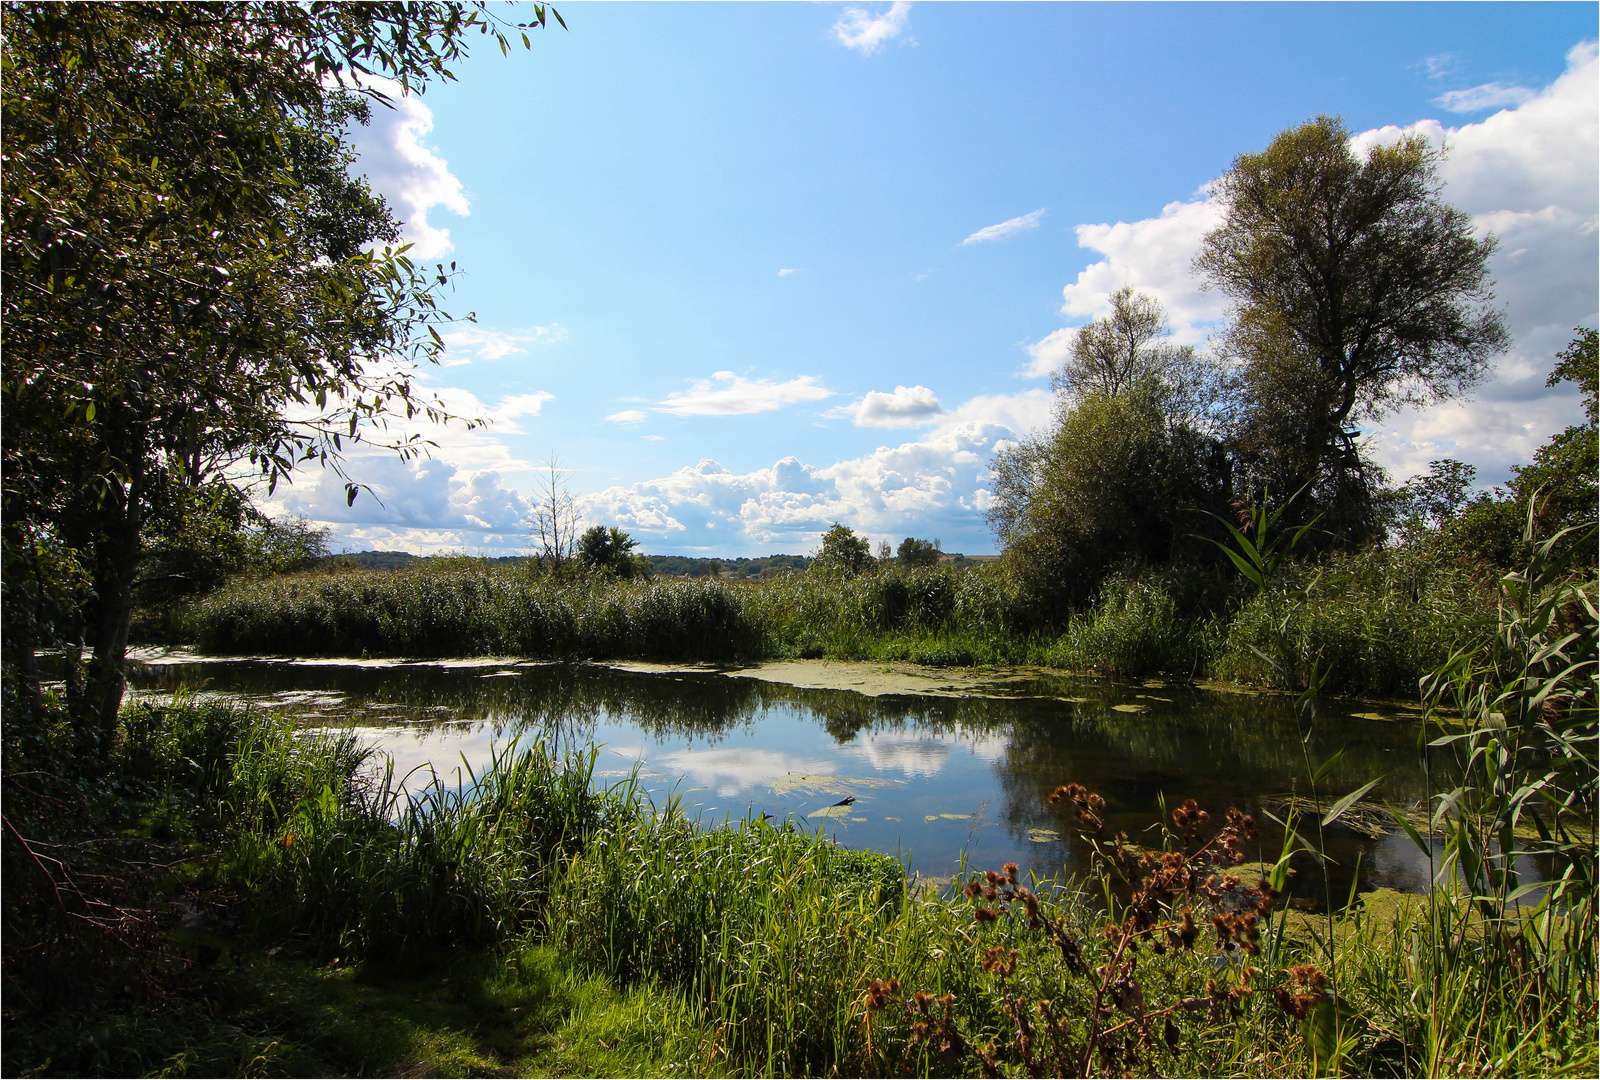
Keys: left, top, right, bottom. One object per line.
{"left": 1383, "top": 800, "right": 1430, "bottom": 857}
{"left": 1321, "top": 776, "right": 1385, "bottom": 828}
{"left": 1312, "top": 748, "right": 1345, "bottom": 785}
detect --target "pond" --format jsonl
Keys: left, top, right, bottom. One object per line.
{"left": 127, "top": 650, "right": 1448, "bottom": 906}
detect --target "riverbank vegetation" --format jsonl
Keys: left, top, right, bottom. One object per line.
{"left": 5, "top": 515, "right": 1594, "bottom": 1076}
{"left": 179, "top": 538, "right": 1482, "bottom": 698}
{"left": 3, "top": 3, "right": 1596, "bottom": 1076}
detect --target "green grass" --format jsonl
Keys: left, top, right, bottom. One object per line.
{"left": 181, "top": 548, "right": 1490, "bottom": 698}
{"left": 11, "top": 519, "right": 1595, "bottom": 1077}
{"left": 10, "top": 684, "right": 1594, "bottom": 1077}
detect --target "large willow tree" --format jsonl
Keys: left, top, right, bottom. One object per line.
{"left": 1, "top": 2, "right": 560, "bottom": 753}
{"left": 1195, "top": 115, "right": 1510, "bottom": 539}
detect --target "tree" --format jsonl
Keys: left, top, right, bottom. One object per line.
{"left": 527, "top": 456, "right": 580, "bottom": 575}
{"left": 896, "top": 537, "right": 942, "bottom": 568}
{"left": 989, "top": 291, "right": 1231, "bottom": 609}
{"left": 1054, "top": 286, "right": 1195, "bottom": 402}
{"left": 1, "top": 2, "right": 560, "bottom": 753}
{"left": 815, "top": 523, "right": 873, "bottom": 575}
{"left": 991, "top": 379, "right": 1230, "bottom": 608}
{"left": 1380, "top": 459, "right": 1477, "bottom": 545}
{"left": 1444, "top": 329, "right": 1598, "bottom": 568}
{"left": 576, "top": 524, "right": 643, "bottom": 578}
{"left": 1195, "top": 115, "right": 1510, "bottom": 537}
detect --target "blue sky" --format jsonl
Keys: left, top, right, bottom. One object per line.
{"left": 267, "top": 2, "right": 1599, "bottom": 557}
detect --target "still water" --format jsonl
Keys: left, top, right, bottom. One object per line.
{"left": 128, "top": 651, "right": 1446, "bottom": 904}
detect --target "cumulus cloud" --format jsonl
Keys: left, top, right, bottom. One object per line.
{"left": 1058, "top": 196, "right": 1227, "bottom": 338}
{"left": 832, "top": 1, "right": 912, "bottom": 56}
{"left": 266, "top": 454, "right": 533, "bottom": 553}
{"left": 1352, "top": 40, "right": 1598, "bottom": 482}
{"left": 347, "top": 76, "right": 469, "bottom": 260}
{"left": 655, "top": 371, "right": 834, "bottom": 417}
{"left": 1031, "top": 41, "right": 1597, "bottom": 484}
{"left": 1022, "top": 327, "right": 1075, "bottom": 379}
{"left": 961, "top": 208, "right": 1046, "bottom": 246}
{"left": 607, "top": 409, "right": 648, "bottom": 425}
{"left": 437, "top": 325, "right": 567, "bottom": 366}
{"left": 1431, "top": 82, "right": 1537, "bottom": 113}
{"left": 840, "top": 385, "right": 945, "bottom": 428}
{"left": 583, "top": 390, "right": 1053, "bottom": 554}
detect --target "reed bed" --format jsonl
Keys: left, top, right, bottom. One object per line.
{"left": 186, "top": 548, "right": 1490, "bottom": 697}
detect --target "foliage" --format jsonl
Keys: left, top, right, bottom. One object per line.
{"left": 896, "top": 536, "right": 942, "bottom": 568}
{"left": 1052, "top": 286, "right": 1221, "bottom": 415}
{"left": 1, "top": 1, "right": 557, "bottom": 754}
{"left": 1379, "top": 458, "right": 1478, "bottom": 548}
{"left": 1050, "top": 571, "right": 1212, "bottom": 680}
{"left": 1214, "top": 547, "right": 1490, "bottom": 697}
{"left": 576, "top": 524, "right": 649, "bottom": 580}
{"left": 1442, "top": 328, "right": 1599, "bottom": 570}
{"left": 1197, "top": 115, "right": 1509, "bottom": 541}
{"left": 1419, "top": 506, "right": 1596, "bottom": 960}
{"left": 814, "top": 522, "right": 875, "bottom": 575}
{"left": 992, "top": 374, "right": 1230, "bottom": 611}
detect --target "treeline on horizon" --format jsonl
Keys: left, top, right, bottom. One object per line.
{"left": 325, "top": 550, "right": 820, "bottom": 578}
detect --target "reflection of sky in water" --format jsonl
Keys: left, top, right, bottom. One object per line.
{"left": 315, "top": 707, "right": 1022, "bottom": 878}
{"left": 129, "top": 657, "right": 1452, "bottom": 899}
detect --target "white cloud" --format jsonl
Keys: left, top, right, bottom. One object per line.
{"left": 492, "top": 392, "right": 555, "bottom": 424}
{"left": 778, "top": 268, "right": 800, "bottom": 276}
{"left": 347, "top": 76, "right": 469, "bottom": 260}
{"left": 267, "top": 454, "right": 533, "bottom": 552}
{"left": 1039, "top": 41, "right": 1597, "bottom": 485}
{"left": 1022, "top": 327, "right": 1075, "bottom": 379}
{"left": 653, "top": 747, "right": 836, "bottom": 798}
{"left": 583, "top": 390, "right": 1053, "bottom": 554}
{"left": 655, "top": 371, "right": 834, "bottom": 417}
{"left": 1352, "top": 40, "right": 1599, "bottom": 483}
{"left": 1058, "top": 196, "right": 1227, "bottom": 339}
{"left": 961, "top": 208, "right": 1046, "bottom": 246}
{"left": 1420, "top": 53, "right": 1459, "bottom": 81}
{"left": 438, "top": 325, "right": 567, "bottom": 366}
{"left": 840, "top": 385, "right": 945, "bottom": 428}
{"left": 1430, "top": 82, "right": 1537, "bottom": 113}
{"left": 832, "top": 1, "right": 912, "bottom": 56}
{"left": 607, "top": 409, "right": 648, "bottom": 425}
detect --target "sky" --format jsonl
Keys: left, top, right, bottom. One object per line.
{"left": 263, "top": 2, "right": 1600, "bottom": 558}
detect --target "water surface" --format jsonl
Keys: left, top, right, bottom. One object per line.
{"left": 129, "top": 653, "right": 1447, "bottom": 905}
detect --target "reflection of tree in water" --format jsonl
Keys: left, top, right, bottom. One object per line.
{"left": 133, "top": 659, "right": 1435, "bottom": 898}
{"left": 133, "top": 661, "right": 773, "bottom": 747}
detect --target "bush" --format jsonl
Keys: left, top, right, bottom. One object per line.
{"left": 1212, "top": 547, "right": 1491, "bottom": 696}
{"left": 1050, "top": 571, "right": 1206, "bottom": 678}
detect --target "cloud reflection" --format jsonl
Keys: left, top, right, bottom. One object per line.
{"left": 654, "top": 747, "right": 837, "bottom": 797}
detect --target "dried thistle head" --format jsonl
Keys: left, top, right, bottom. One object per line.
{"left": 1276, "top": 964, "right": 1329, "bottom": 1018}
{"left": 1002, "top": 862, "right": 1020, "bottom": 884}
{"left": 865, "top": 978, "right": 892, "bottom": 1010}
{"left": 980, "top": 946, "right": 1019, "bottom": 977}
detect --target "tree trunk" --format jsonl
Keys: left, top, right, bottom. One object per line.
{"left": 78, "top": 460, "right": 145, "bottom": 760}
